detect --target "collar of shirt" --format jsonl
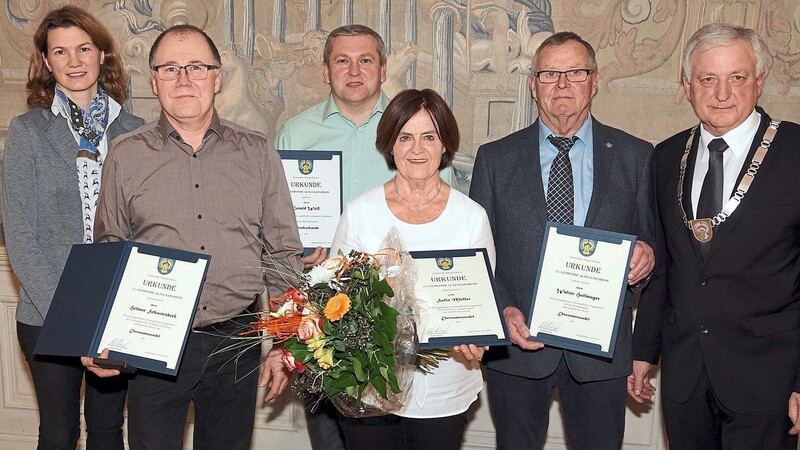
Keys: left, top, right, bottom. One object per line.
{"left": 322, "top": 92, "right": 389, "bottom": 126}
{"left": 50, "top": 92, "right": 122, "bottom": 126}
{"left": 537, "top": 115, "right": 594, "bottom": 152}
{"left": 49, "top": 91, "right": 122, "bottom": 122}
{"left": 692, "top": 109, "right": 760, "bottom": 210}
{"left": 698, "top": 109, "right": 760, "bottom": 163}
{"left": 157, "top": 109, "right": 225, "bottom": 150}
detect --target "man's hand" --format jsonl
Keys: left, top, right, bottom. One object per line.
{"left": 301, "top": 247, "right": 327, "bottom": 268}
{"left": 504, "top": 306, "right": 544, "bottom": 351}
{"left": 628, "top": 240, "right": 655, "bottom": 285}
{"left": 788, "top": 392, "right": 800, "bottom": 434}
{"left": 627, "top": 360, "right": 656, "bottom": 403}
{"left": 260, "top": 346, "right": 291, "bottom": 402}
{"left": 80, "top": 348, "right": 121, "bottom": 378}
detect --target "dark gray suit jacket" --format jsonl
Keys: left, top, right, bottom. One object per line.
{"left": 1, "top": 106, "right": 144, "bottom": 326}
{"left": 470, "top": 116, "right": 655, "bottom": 382}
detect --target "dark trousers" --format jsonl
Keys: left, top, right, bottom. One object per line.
{"left": 487, "top": 356, "right": 626, "bottom": 450}
{"left": 126, "top": 317, "right": 261, "bottom": 450}
{"left": 305, "top": 399, "right": 346, "bottom": 450}
{"left": 337, "top": 410, "right": 469, "bottom": 450}
{"left": 18, "top": 322, "right": 126, "bottom": 450}
{"left": 663, "top": 365, "right": 798, "bottom": 450}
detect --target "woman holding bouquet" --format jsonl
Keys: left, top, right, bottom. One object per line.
{"left": 0, "top": 6, "right": 143, "bottom": 449}
{"left": 330, "top": 88, "right": 494, "bottom": 450}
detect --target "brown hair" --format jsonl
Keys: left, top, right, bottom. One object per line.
{"left": 323, "top": 24, "right": 387, "bottom": 66}
{"left": 376, "top": 89, "right": 459, "bottom": 171}
{"left": 27, "top": 5, "right": 128, "bottom": 108}
{"left": 149, "top": 24, "right": 221, "bottom": 67}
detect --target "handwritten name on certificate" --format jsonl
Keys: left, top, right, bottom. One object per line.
{"left": 528, "top": 223, "right": 634, "bottom": 358}
{"left": 279, "top": 150, "right": 342, "bottom": 249}
{"left": 412, "top": 249, "right": 508, "bottom": 348}
{"left": 96, "top": 247, "right": 207, "bottom": 370}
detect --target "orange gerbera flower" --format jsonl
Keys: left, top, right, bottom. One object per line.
{"left": 324, "top": 293, "right": 351, "bottom": 321}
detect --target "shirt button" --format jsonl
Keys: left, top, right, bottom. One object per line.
{"left": 200, "top": 245, "right": 205, "bottom": 250}
{"left": 193, "top": 154, "right": 198, "bottom": 158}
{"left": 700, "top": 326, "right": 708, "bottom": 334}
{"left": 700, "top": 276, "right": 708, "bottom": 286}
{"left": 202, "top": 306, "right": 207, "bottom": 311}
{"left": 195, "top": 184, "right": 200, "bottom": 188}
{"left": 197, "top": 214, "right": 202, "bottom": 219}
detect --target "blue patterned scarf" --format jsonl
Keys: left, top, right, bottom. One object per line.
{"left": 54, "top": 85, "right": 109, "bottom": 160}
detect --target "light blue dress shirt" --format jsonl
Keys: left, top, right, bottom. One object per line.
{"left": 274, "top": 93, "right": 394, "bottom": 204}
{"left": 538, "top": 116, "right": 595, "bottom": 226}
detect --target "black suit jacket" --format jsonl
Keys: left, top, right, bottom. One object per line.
{"left": 470, "top": 116, "right": 655, "bottom": 382}
{"left": 634, "top": 108, "right": 800, "bottom": 414}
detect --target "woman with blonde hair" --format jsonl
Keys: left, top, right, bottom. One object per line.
{"left": 1, "top": 5, "right": 143, "bottom": 448}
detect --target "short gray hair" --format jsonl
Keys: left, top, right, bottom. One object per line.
{"left": 532, "top": 31, "right": 598, "bottom": 72}
{"left": 683, "top": 23, "right": 770, "bottom": 80}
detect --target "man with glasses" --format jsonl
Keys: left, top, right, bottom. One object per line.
{"left": 82, "top": 25, "right": 303, "bottom": 449}
{"left": 469, "top": 31, "right": 656, "bottom": 448}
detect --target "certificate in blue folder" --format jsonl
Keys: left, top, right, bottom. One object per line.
{"left": 527, "top": 222, "right": 635, "bottom": 358}
{"left": 34, "top": 241, "right": 210, "bottom": 376}
{"left": 278, "top": 150, "right": 343, "bottom": 253}
{"left": 410, "top": 248, "right": 509, "bottom": 349}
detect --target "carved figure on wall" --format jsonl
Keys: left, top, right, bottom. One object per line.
{"left": 761, "top": 0, "right": 800, "bottom": 94}
{"left": 256, "top": 29, "right": 329, "bottom": 126}
{"left": 468, "top": 0, "right": 553, "bottom": 73}
{"left": 216, "top": 49, "right": 281, "bottom": 135}
{"left": 440, "top": 0, "right": 553, "bottom": 75}
{"left": 382, "top": 42, "right": 420, "bottom": 97}
{"left": 560, "top": 0, "right": 800, "bottom": 96}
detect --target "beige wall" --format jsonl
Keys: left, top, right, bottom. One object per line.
{"left": 0, "top": 0, "right": 799, "bottom": 448}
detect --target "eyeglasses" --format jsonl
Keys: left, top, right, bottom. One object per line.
{"left": 533, "top": 69, "right": 596, "bottom": 84}
{"left": 151, "top": 63, "right": 220, "bottom": 81}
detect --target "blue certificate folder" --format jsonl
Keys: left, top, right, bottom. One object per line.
{"left": 527, "top": 223, "right": 635, "bottom": 359}
{"left": 33, "top": 241, "right": 210, "bottom": 376}
{"left": 410, "top": 248, "right": 510, "bottom": 349}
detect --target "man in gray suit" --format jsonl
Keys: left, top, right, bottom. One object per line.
{"left": 469, "top": 31, "right": 656, "bottom": 449}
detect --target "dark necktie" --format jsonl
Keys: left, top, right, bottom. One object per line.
{"left": 547, "top": 135, "right": 578, "bottom": 224}
{"left": 696, "top": 138, "right": 729, "bottom": 219}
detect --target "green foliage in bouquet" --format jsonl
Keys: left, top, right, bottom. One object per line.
{"left": 275, "top": 251, "right": 403, "bottom": 407}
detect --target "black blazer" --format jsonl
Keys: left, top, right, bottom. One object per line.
{"left": 634, "top": 108, "right": 800, "bottom": 414}
{"left": 470, "top": 116, "right": 655, "bottom": 382}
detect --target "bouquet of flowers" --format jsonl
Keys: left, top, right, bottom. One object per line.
{"left": 246, "top": 236, "right": 419, "bottom": 417}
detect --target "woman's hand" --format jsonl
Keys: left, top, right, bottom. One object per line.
{"left": 453, "top": 343, "right": 489, "bottom": 361}
{"left": 80, "top": 348, "right": 121, "bottom": 378}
